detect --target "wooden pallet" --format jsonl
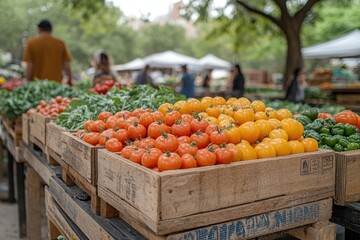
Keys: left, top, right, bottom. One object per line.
{"left": 30, "top": 112, "right": 53, "bottom": 148}
{"left": 61, "top": 161, "right": 100, "bottom": 213}
{"left": 332, "top": 202, "right": 360, "bottom": 239}
{"left": 46, "top": 187, "right": 87, "bottom": 240}
{"left": 335, "top": 150, "right": 360, "bottom": 205}
{"left": 97, "top": 149, "right": 335, "bottom": 235}
{"left": 48, "top": 176, "right": 146, "bottom": 240}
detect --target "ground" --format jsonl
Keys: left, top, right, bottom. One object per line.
{"left": 0, "top": 201, "right": 21, "bottom": 240}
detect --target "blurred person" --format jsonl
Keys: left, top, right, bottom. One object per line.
{"left": 23, "top": 19, "right": 72, "bottom": 85}
{"left": 135, "top": 64, "right": 154, "bottom": 86}
{"left": 202, "top": 68, "right": 212, "bottom": 95}
{"left": 92, "top": 50, "right": 117, "bottom": 86}
{"left": 231, "top": 64, "right": 245, "bottom": 98}
{"left": 285, "top": 67, "right": 306, "bottom": 103}
{"left": 175, "top": 64, "right": 195, "bottom": 98}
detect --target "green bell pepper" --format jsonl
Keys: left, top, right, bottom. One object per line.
{"left": 324, "top": 136, "right": 337, "bottom": 147}
{"left": 334, "top": 144, "right": 344, "bottom": 152}
{"left": 331, "top": 123, "right": 344, "bottom": 136}
{"left": 308, "top": 122, "right": 323, "bottom": 132}
{"left": 339, "top": 139, "right": 350, "bottom": 148}
{"left": 324, "top": 118, "right": 336, "bottom": 126}
{"left": 301, "top": 108, "right": 319, "bottom": 121}
{"left": 347, "top": 142, "right": 360, "bottom": 151}
{"left": 344, "top": 123, "right": 358, "bottom": 136}
{"left": 319, "top": 127, "right": 330, "bottom": 135}
{"left": 348, "top": 133, "right": 360, "bottom": 143}
{"left": 319, "top": 145, "right": 333, "bottom": 150}
{"left": 296, "top": 115, "right": 312, "bottom": 127}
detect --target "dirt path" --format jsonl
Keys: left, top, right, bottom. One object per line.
{"left": 0, "top": 201, "right": 21, "bottom": 240}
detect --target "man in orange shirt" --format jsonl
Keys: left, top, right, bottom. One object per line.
{"left": 23, "top": 20, "right": 72, "bottom": 85}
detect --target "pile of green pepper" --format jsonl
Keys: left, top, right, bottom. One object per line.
{"left": 296, "top": 112, "right": 360, "bottom": 152}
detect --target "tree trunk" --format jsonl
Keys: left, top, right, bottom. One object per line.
{"left": 283, "top": 25, "right": 303, "bottom": 89}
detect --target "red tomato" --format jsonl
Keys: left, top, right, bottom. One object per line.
{"left": 89, "top": 120, "right": 106, "bottom": 133}
{"left": 155, "top": 133, "right": 179, "bottom": 152}
{"left": 105, "top": 116, "right": 119, "bottom": 129}
{"left": 130, "top": 148, "right": 146, "bottom": 164}
{"left": 139, "top": 112, "right": 155, "bottom": 128}
{"left": 171, "top": 121, "right": 191, "bottom": 137}
{"left": 177, "top": 142, "right": 198, "bottom": 156}
{"left": 114, "top": 129, "right": 129, "bottom": 143}
{"left": 181, "top": 154, "right": 197, "bottom": 169}
{"left": 83, "top": 132, "right": 100, "bottom": 146}
{"left": 205, "top": 124, "right": 219, "bottom": 136}
{"left": 141, "top": 148, "right": 163, "bottom": 168}
{"left": 318, "top": 113, "right": 332, "bottom": 119}
{"left": 190, "top": 131, "right": 210, "bottom": 149}
{"left": 335, "top": 110, "right": 358, "bottom": 126}
{"left": 128, "top": 122, "right": 147, "bottom": 140}
{"left": 181, "top": 114, "right": 195, "bottom": 123}
{"left": 105, "top": 138, "right": 123, "bottom": 152}
{"left": 98, "top": 111, "right": 113, "bottom": 121}
{"left": 152, "top": 111, "right": 164, "bottom": 121}
{"left": 191, "top": 119, "right": 209, "bottom": 133}
{"left": 158, "top": 152, "right": 182, "bottom": 171}
{"left": 84, "top": 120, "right": 94, "bottom": 132}
{"left": 99, "top": 129, "right": 115, "bottom": 146}
{"left": 164, "top": 111, "right": 182, "bottom": 126}
{"left": 148, "top": 121, "right": 171, "bottom": 139}
{"left": 137, "top": 137, "right": 157, "bottom": 149}
{"left": 196, "top": 148, "right": 216, "bottom": 167}
{"left": 215, "top": 148, "right": 234, "bottom": 164}
{"left": 210, "top": 129, "right": 229, "bottom": 145}
{"left": 121, "top": 146, "right": 135, "bottom": 159}
{"left": 178, "top": 136, "right": 191, "bottom": 144}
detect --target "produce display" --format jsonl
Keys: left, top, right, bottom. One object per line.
{"left": 56, "top": 85, "right": 186, "bottom": 130}
{"left": 296, "top": 109, "right": 360, "bottom": 151}
{"left": 28, "top": 96, "right": 72, "bottom": 118}
{"left": 0, "top": 80, "right": 78, "bottom": 120}
{"left": 265, "top": 100, "right": 345, "bottom": 115}
{"left": 76, "top": 97, "right": 318, "bottom": 172}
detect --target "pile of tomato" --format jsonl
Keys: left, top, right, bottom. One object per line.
{"left": 89, "top": 80, "right": 122, "bottom": 94}
{"left": 27, "top": 96, "right": 71, "bottom": 118}
{"left": 77, "top": 97, "right": 318, "bottom": 172}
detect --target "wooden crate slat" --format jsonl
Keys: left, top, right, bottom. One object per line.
{"left": 22, "top": 114, "right": 29, "bottom": 145}
{"left": 30, "top": 112, "right": 52, "bottom": 146}
{"left": 335, "top": 150, "right": 360, "bottom": 205}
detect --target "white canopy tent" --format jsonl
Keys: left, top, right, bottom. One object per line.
{"left": 143, "top": 50, "right": 203, "bottom": 72}
{"left": 199, "top": 54, "right": 232, "bottom": 70}
{"left": 302, "top": 30, "right": 360, "bottom": 59}
{"left": 113, "top": 58, "right": 145, "bottom": 71}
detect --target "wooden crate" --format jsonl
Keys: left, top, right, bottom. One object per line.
{"left": 60, "top": 132, "right": 103, "bottom": 213}
{"left": 22, "top": 114, "right": 29, "bottom": 145}
{"left": 45, "top": 187, "right": 86, "bottom": 240}
{"left": 46, "top": 122, "right": 75, "bottom": 166}
{"left": 29, "top": 112, "right": 53, "bottom": 151}
{"left": 122, "top": 198, "right": 335, "bottom": 240}
{"left": 0, "top": 116, "right": 5, "bottom": 142}
{"left": 335, "top": 150, "right": 360, "bottom": 205}
{"left": 97, "top": 149, "right": 335, "bottom": 235}
{"left": 2, "top": 115, "right": 22, "bottom": 146}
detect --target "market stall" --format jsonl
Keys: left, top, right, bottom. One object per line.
{"left": 2, "top": 80, "right": 360, "bottom": 239}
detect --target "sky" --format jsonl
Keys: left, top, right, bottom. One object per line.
{"left": 111, "top": 0, "right": 179, "bottom": 20}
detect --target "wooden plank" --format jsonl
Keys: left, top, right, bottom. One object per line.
{"left": 29, "top": 135, "right": 46, "bottom": 154}
{"left": 337, "top": 94, "right": 360, "bottom": 104}
{"left": 61, "top": 132, "right": 103, "bottom": 184}
{"left": 4, "top": 130, "right": 21, "bottom": 162}
{"left": 30, "top": 112, "right": 52, "bottom": 146}
{"left": 22, "top": 114, "right": 29, "bottom": 145}
{"left": 288, "top": 221, "right": 336, "bottom": 240}
{"left": 26, "top": 167, "right": 42, "bottom": 240}
{"left": 120, "top": 198, "right": 333, "bottom": 240}
{"left": 97, "top": 149, "right": 335, "bottom": 234}
{"left": 45, "top": 187, "right": 85, "bottom": 240}
{"left": 335, "top": 150, "right": 360, "bottom": 205}
{"left": 3, "top": 115, "right": 22, "bottom": 146}
{"left": 47, "top": 217, "right": 62, "bottom": 240}
{"left": 0, "top": 116, "right": 5, "bottom": 142}
{"left": 48, "top": 177, "right": 115, "bottom": 240}
{"left": 21, "top": 144, "right": 55, "bottom": 185}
